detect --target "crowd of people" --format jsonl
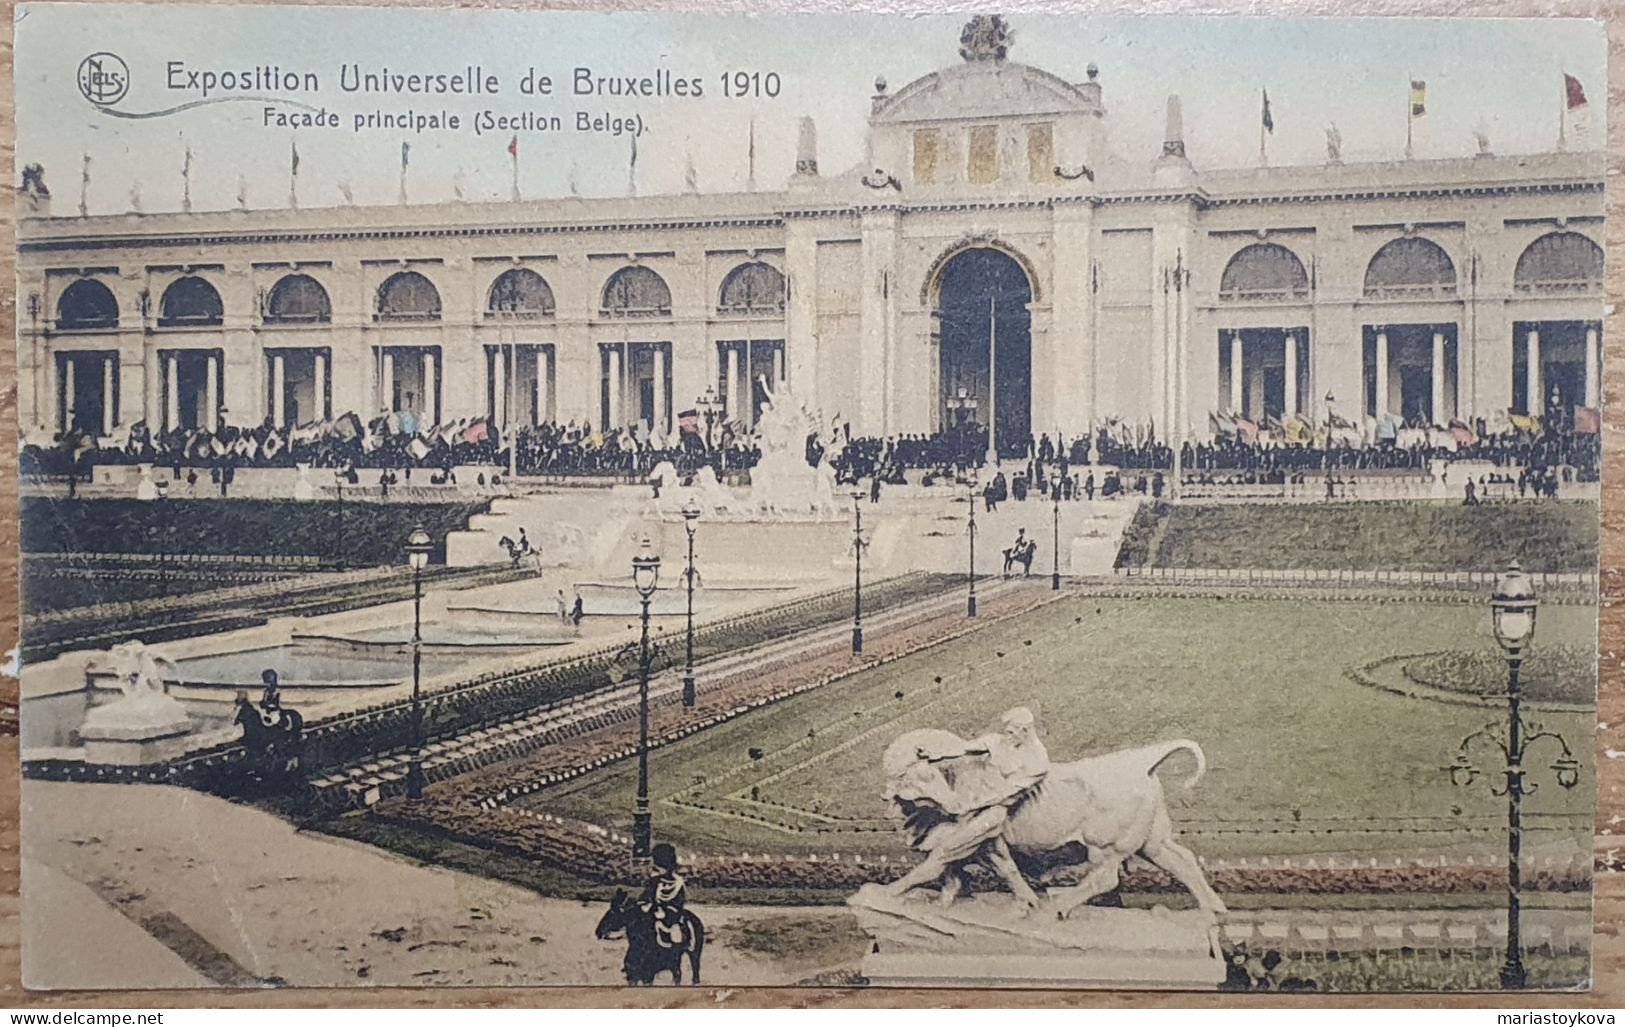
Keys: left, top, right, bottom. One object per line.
{"left": 22, "top": 406, "right": 1600, "bottom": 502}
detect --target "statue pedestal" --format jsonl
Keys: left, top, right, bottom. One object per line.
{"left": 78, "top": 693, "right": 193, "bottom": 767}
{"left": 849, "top": 884, "right": 1226, "bottom": 990}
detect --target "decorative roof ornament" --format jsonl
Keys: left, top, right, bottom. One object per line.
{"left": 959, "top": 15, "right": 1012, "bottom": 63}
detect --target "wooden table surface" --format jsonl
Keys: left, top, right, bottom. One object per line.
{"left": 0, "top": 0, "right": 1621, "bottom": 1007}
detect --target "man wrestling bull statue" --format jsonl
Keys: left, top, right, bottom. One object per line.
{"left": 880, "top": 707, "right": 1227, "bottom": 920}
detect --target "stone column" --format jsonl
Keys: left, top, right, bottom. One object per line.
{"left": 494, "top": 345, "right": 507, "bottom": 427}
{"left": 1430, "top": 331, "right": 1445, "bottom": 425}
{"left": 607, "top": 345, "right": 622, "bottom": 429}
{"left": 1585, "top": 325, "right": 1599, "bottom": 408}
{"left": 653, "top": 345, "right": 667, "bottom": 434}
{"left": 165, "top": 354, "right": 179, "bottom": 431}
{"left": 724, "top": 344, "right": 740, "bottom": 422}
{"left": 421, "top": 350, "right": 437, "bottom": 424}
{"left": 1526, "top": 329, "right": 1541, "bottom": 416}
{"left": 382, "top": 351, "right": 395, "bottom": 414}
{"left": 1283, "top": 333, "right": 1298, "bottom": 417}
{"left": 101, "top": 355, "right": 116, "bottom": 435}
{"left": 63, "top": 358, "right": 76, "bottom": 432}
{"left": 314, "top": 352, "right": 328, "bottom": 420}
{"left": 785, "top": 222, "right": 818, "bottom": 408}
{"left": 205, "top": 354, "right": 219, "bottom": 431}
{"left": 1374, "top": 330, "right": 1389, "bottom": 417}
{"left": 535, "top": 347, "right": 548, "bottom": 424}
{"left": 1228, "top": 331, "right": 1243, "bottom": 413}
{"left": 774, "top": 344, "right": 785, "bottom": 389}
{"left": 271, "top": 353, "right": 287, "bottom": 428}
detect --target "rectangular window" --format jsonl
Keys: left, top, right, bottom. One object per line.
{"left": 1027, "top": 123, "right": 1055, "bottom": 183}
{"left": 912, "top": 129, "right": 940, "bottom": 184}
{"left": 968, "top": 125, "right": 1000, "bottom": 184}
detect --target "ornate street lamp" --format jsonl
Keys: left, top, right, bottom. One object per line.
{"left": 966, "top": 471, "right": 979, "bottom": 618}
{"left": 333, "top": 468, "right": 349, "bottom": 571}
{"left": 680, "top": 498, "right": 701, "bottom": 708}
{"left": 404, "top": 526, "right": 433, "bottom": 800}
{"left": 630, "top": 535, "right": 662, "bottom": 860}
{"left": 695, "top": 385, "right": 722, "bottom": 454}
{"left": 1051, "top": 472, "right": 1063, "bottom": 591}
{"left": 1445, "top": 560, "right": 1579, "bottom": 990}
{"left": 850, "top": 489, "right": 867, "bottom": 654}
{"left": 153, "top": 478, "right": 171, "bottom": 585}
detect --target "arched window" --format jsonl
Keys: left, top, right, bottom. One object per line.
{"left": 1218, "top": 244, "right": 1309, "bottom": 301}
{"left": 265, "top": 274, "right": 331, "bottom": 324}
{"left": 56, "top": 279, "right": 118, "bottom": 330}
{"left": 601, "top": 266, "right": 672, "bottom": 317}
{"left": 486, "top": 268, "right": 556, "bottom": 318}
{"left": 376, "top": 270, "right": 442, "bottom": 321}
{"left": 718, "top": 262, "right": 786, "bottom": 315}
{"left": 158, "top": 276, "right": 224, "bottom": 327}
{"left": 1514, "top": 231, "right": 1603, "bottom": 294}
{"left": 1363, "top": 237, "right": 1457, "bottom": 299}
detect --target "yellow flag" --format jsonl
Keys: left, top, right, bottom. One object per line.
{"left": 1410, "top": 80, "right": 1427, "bottom": 118}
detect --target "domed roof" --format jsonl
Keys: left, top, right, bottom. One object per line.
{"left": 871, "top": 17, "right": 1102, "bottom": 125}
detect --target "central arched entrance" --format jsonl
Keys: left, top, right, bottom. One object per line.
{"left": 934, "top": 247, "right": 1033, "bottom": 461}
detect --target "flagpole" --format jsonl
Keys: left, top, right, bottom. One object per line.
{"left": 747, "top": 117, "right": 757, "bottom": 191}
{"left": 1259, "top": 90, "right": 1267, "bottom": 167}
{"left": 1405, "top": 77, "right": 1413, "bottom": 159}
{"left": 510, "top": 135, "right": 521, "bottom": 202}
{"left": 1558, "top": 75, "right": 1568, "bottom": 151}
{"left": 79, "top": 153, "right": 90, "bottom": 218}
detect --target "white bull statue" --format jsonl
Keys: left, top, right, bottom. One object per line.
{"left": 880, "top": 726, "right": 1227, "bottom": 920}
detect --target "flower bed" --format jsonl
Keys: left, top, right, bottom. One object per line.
{"left": 1403, "top": 645, "right": 1595, "bottom": 705}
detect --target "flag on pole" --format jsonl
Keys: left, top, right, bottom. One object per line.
{"left": 508, "top": 134, "right": 520, "bottom": 202}
{"left": 1565, "top": 73, "right": 1588, "bottom": 110}
{"left": 181, "top": 144, "right": 193, "bottom": 213}
{"left": 747, "top": 117, "right": 757, "bottom": 190}
{"left": 1405, "top": 79, "right": 1426, "bottom": 158}
{"left": 627, "top": 132, "right": 638, "bottom": 196}
{"left": 1560, "top": 72, "right": 1589, "bottom": 150}
{"left": 1259, "top": 88, "right": 1274, "bottom": 166}
{"left": 79, "top": 152, "right": 91, "bottom": 217}
{"left": 288, "top": 139, "right": 300, "bottom": 209}
{"left": 399, "top": 141, "right": 411, "bottom": 203}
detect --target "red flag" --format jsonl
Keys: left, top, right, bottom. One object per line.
{"left": 1565, "top": 73, "right": 1588, "bottom": 110}
{"left": 508, "top": 134, "right": 518, "bottom": 158}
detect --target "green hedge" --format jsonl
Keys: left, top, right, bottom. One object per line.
{"left": 21, "top": 497, "right": 491, "bottom": 566}
{"left": 1144, "top": 502, "right": 1598, "bottom": 573}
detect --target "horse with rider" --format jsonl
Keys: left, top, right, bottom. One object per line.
{"left": 1002, "top": 527, "right": 1038, "bottom": 577}
{"left": 594, "top": 843, "right": 705, "bottom": 985}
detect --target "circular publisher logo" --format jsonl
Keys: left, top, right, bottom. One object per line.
{"left": 78, "top": 52, "right": 129, "bottom": 107}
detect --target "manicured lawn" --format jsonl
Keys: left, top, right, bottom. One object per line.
{"left": 1146, "top": 502, "right": 1597, "bottom": 573}
{"left": 532, "top": 594, "right": 1595, "bottom": 863}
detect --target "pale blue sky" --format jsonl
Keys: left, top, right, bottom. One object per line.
{"left": 14, "top": 5, "right": 1607, "bottom": 214}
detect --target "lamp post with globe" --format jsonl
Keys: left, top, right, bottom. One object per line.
{"left": 1051, "top": 472, "right": 1063, "bottom": 591}
{"left": 966, "top": 471, "right": 979, "bottom": 618}
{"left": 630, "top": 536, "right": 662, "bottom": 859}
{"left": 404, "top": 527, "right": 433, "bottom": 800}
{"left": 850, "top": 489, "right": 867, "bottom": 654}
{"left": 1445, "top": 561, "right": 1581, "bottom": 990}
{"left": 680, "top": 498, "right": 701, "bottom": 708}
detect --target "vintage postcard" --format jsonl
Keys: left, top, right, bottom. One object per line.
{"left": 13, "top": 5, "right": 1606, "bottom": 993}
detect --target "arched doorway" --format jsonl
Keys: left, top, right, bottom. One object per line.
{"left": 933, "top": 247, "right": 1033, "bottom": 461}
